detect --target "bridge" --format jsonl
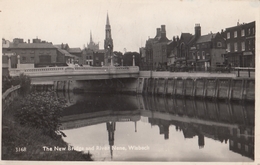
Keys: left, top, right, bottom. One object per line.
{"left": 9, "top": 66, "right": 139, "bottom": 83}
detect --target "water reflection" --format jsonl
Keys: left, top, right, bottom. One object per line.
{"left": 58, "top": 92, "right": 254, "bottom": 161}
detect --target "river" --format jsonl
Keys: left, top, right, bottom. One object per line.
{"left": 57, "top": 92, "right": 254, "bottom": 161}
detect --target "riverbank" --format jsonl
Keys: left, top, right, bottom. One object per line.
{"left": 2, "top": 94, "right": 93, "bottom": 161}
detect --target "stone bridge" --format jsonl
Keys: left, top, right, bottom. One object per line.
{"left": 9, "top": 66, "right": 139, "bottom": 83}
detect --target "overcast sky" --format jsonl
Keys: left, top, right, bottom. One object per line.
{"left": 0, "top": 0, "right": 259, "bottom": 52}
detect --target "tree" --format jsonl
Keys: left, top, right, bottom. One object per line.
{"left": 123, "top": 52, "right": 141, "bottom": 66}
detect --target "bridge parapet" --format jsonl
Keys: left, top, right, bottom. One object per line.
{"left": 9, "top": 66, "right": 140, "bottom": 79}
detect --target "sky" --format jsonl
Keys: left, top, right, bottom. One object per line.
{"left": 0, "top": 0, "right": 259, "bottom": 52}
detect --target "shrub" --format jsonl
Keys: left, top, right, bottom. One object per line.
{"left": 2, "top": 74, "right": 31, "bottom": 94}
{"left": 15, "top": 91, "right": 66, "bottom": 139}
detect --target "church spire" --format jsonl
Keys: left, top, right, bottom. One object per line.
{"left": 90, "top": 31, "right": 93, "bottom": 43}
{"left": 106, "top": 12, "right": 110, "bottom": 25}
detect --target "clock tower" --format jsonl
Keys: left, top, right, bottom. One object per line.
{"left": 104, "top": 13, "right": 114, "bottom": 66}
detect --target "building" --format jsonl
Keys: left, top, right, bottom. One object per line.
{"left": 144, "top": 25, "right": 170, "bottom": 70}
{"left": 104, "top": 13, "right": 114, "bottom": 66}
{"left": 93, "top": 50, "right": 105, "bottom": 66}
{"left": 54, "top": 43, "right": 78, "bottom": 64}
{"left": 82, "top": 48, "right": 94, "bottom": 66}
{"left": 174, "top": 24, "right": 226, "bottom": 71}
{"left": 223, "top": 21, "right": 255, "bottom": 67}
{"left": 87, "top": 31, "right": 99, "bottom": 51}
{"left": 166, "top": 36, "right": 178, "bottom": 66}
{"left": 2, "top": 38, "right": 58, "bottom": 69}
{"left": 188, "top": 30, "right": 226, "bottom": 70}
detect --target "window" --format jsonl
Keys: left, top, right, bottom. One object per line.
{"left": 234, "top": 31, "right": 237, "bottom": 38}
{"left": 217, "top": 42, "right": 222, "bottom": 47}
{"left": 245, "top": 145, "right": 249, "bottom": 152}
{"left": 238, "top": 143, "right": 241, "bottom": 149}
{"left": 241, "top": 29, "right": 245, "bottom": 36}
{"left": 253, "top": 27, "right": 255, "bottom": 34}
{"left": 86, "top": 61, "right": 88, "bottom": 65}
{"left": 241, "top": 42, "right": 245, "bottom": 51}
{"left": 89, "top": 56, "right": 92, "bottom": 59}
{"left": 248, "top": 28, "right": 251, "bottom": 35}
{"left": 31, "top": 57, "right": 34, "bottom": 62}
{"left": 197, "top": 52, "right": 200, "bottom": 59}
{"left": 22, "top": 57, "right": 26, "bottom": 61}
{"left": 96, "top": 57, "right": 99, "bottom": 60}
{"left": 193, "top": 53, "right": 195, "bottom": 59}
{"left": 30, "top": 50, "right": 34, "bottom": 54}
{"left": 234, "top": 43, "right": 238, "bottom": 52}
{"left": 248, "top": 41, "right": 251, "bottom": 50}
{"left": 89, "top": 61, "right": 92, "bottom": 66}
{"left": 197, "top": 44, "right": 200, "bottom": 49}
{"left": 227, "top": 32, "right": 230, "bottom": 39}
{"left": 86, "top": 56, "right": 89, "bottom": 59}
{"left": 227, "top": 43, "right": 230, "bottom": 52}
{"left": 230, "top": 140, "right": 234, "bottom": 146}
{"left": 202, "top": 51, "right": 205, "bottom": 59}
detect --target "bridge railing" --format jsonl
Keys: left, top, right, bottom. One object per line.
{"left": 233, "top": 67, "right": 255, "bottom": 78}
{"left": 9, "top": 66, "right": 140, "bottom": 77}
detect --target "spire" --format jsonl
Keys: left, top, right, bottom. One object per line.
{"left": 90, "top": 31, "right": 93, "bottom": 43}
{"left": 106, "top": 12, "right": 110, "bottom": 25}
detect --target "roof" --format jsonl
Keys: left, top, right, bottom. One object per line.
{"left": 94, "top": 49, "right": 105, "bottom": 53}
{"left": 67, "top": 48, "right": 82, "bottom": 53}
{"left": 181, "top": 33, "right": 193, "bottom": 43}
{"left": 196, "top": 33, "right": 216, "bottom": 43}
{"left": 57, "top": 48, "right": 78, "bottom": 58}
{"left": 9, "top": 43, "right": 56, "bottom": 49}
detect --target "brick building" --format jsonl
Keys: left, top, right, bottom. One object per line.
{"left": 2, "top": 38, "right": 59, "bottom": 68}
{"left": 144, "top": 25, "right": 170, "bottom": 70}
{"left": 223, "top": 21, "right": 255, "bottom": 67}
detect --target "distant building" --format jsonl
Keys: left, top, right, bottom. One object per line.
{"left": 2, "top": 38, "right": 58, "bottom": 69}
{"left": 223, "top": 21, "right": 255, "bottom": 67}
{"left": 188, "top": 27, "right": 226, "bottom": 70}
{"left": 93, "top": 50, "right": 105, "bottom": 66}
{"left": 144, "top": 25, "right": 170, "bottom": 70}
{"left": 174, "top": 24, "right": 226, "bottom": 71}
{"left": 87, "top": 31, "right": 99, "bottom": 52}
{"left": 82, "top": 48, "right": 94, "bottom": 66}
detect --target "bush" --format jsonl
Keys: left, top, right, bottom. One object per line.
{"left": 15, "top": 91, "right": 66, "bottom": 139}
{"left": 2, "top": 74, "right": 31, "bottom": 94}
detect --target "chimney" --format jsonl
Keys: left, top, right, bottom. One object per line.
{"left": 61, "top": 43, "right": 64, "bottom": 49}
{"left": 28, "top": 39, "right": 30, "bottom": 44}
{"left": 177, "top": 35, "right": 179, "bottom": 42}
{"left": 155, "top": 28, "right": 161, "bottom": 38}
{"left": 173, "top": 36, "right": 176, "bottom": 42}
{"left": 161, "top": 25, "right": 166, "bottom": 38}
{"left": 195, "top": 24, "right": 201, "bottom": 39}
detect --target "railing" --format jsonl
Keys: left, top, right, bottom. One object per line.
{"left": 9, "top": 66, "right": 140, "bottom": 77}
{"left": 233, "top": 67, "right": 255, "bottom": 78}
{"left": 2, "top": 85, "right": 21, "bottom": 111}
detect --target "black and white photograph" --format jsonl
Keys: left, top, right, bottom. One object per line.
{"left": 1, "top": 0, "right": 258, "bottom": 163}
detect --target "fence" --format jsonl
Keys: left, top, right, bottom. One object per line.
{"left": 2, "top": 85, "right": 21, "bottom": 111}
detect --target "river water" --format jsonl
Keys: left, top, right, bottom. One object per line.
{"left": 57, "top": 92, "right": 254, "bottom": 162}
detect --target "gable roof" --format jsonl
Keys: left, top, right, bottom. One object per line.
{"left": 196, "top": 33, "right": 216, "bottom": 44}
{"left": 180, "top": 33, "right": 193, "bottom": 43}
{"left": 68, "top": 48, "right": 82, "bottom": 53}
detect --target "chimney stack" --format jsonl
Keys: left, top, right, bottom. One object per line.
{"left": 195, "top": 24, "right": 201, "bottom": 39}
{"left": 161, "top": 25, "right": 166, "bottom": 38}
{"left": 28, "top": 39, "right": 30, "bottom": 44}
{"left": 155, "top": 28, "right": 161, "bottom": 38}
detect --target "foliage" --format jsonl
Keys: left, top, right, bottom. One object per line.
{"left": 2, "top": 74, "right": 31, "bottom": 95}
{"left": 123, "top": 52, "right": 141, "bottom": 66}
{"left": 14, "top": 91, "right": 66, "bottom": 139}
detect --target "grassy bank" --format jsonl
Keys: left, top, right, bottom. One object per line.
{"left": 2, "top": 93, "right": 93, "bottom": 161}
